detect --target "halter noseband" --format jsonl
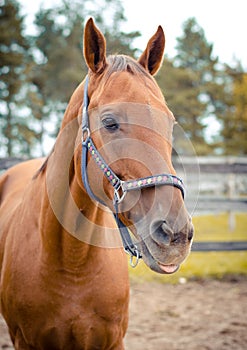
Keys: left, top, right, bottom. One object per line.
{"left": 81, "top": 76, "right": 185, "bottom": 267}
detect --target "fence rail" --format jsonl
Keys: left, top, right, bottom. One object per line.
{"left": 192, "top": 241, "right": 247, "bottom": 252}
{"left": 1, "top": 157, "right": 247, "bottom": 252}
{"left": 186, "top": 197, "right": 247, "bottom": 214}
{"left": 0, "top": 157, "right": 26, "bottom": 171}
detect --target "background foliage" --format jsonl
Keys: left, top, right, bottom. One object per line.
{"left": 0, "top": 0, "right": 246, "bottom": 157}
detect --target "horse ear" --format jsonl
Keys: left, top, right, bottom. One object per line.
{"left": 83, "top": 18, "right": 107, "bottom": 73}
{"left": 138, "top": 26, "right": 165, "bottom": 76}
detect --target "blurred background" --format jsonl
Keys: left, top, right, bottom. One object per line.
{"left": 0, "top": 0, "right": 246, "bottom": 278}
{"left": 0, "top": 1, "right": 247, "bottom": 349}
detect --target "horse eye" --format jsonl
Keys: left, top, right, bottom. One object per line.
{"left": 102, "top": 117, "right": 119, "bottom": 131}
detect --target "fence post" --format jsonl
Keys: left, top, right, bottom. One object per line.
{"left": 227, "top": 173, "right": 236, "bottom": 232}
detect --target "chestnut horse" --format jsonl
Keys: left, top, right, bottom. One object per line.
{"left": 0, "top": 18, "right": 193, "bottom": 349}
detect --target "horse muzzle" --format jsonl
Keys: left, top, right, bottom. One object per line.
{"left": 136, "top": 218, "right": 194, "bottom": 274}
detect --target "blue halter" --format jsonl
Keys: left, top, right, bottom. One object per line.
{"left": 81, "top": 76, "right": 185, "bottom": 267}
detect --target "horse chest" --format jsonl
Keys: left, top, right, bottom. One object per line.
{"left": 37, "top": 308, "right": 126, "bottom": 349}
{"left": 5, "top": 270, "right": 128, "bottom": 349}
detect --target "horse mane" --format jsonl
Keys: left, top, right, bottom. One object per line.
{"left": 34, "top": 54, "right": 152, "bottom": 178}
{"left": 104, "top": 54, "right": 152, "bottom": 81}
{"left": 32, "top": 146, "right": 54, "bottom": 180}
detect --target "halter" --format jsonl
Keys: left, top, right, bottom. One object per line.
{"left": 81, "top": 76, "right": 185, "bottom": 267}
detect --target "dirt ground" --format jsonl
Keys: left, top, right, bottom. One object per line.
{"left": 1, "top": 277, "right": 247, "bottom": 350}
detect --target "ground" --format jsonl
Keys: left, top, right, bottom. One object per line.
{"left": 1, "top": 278, "right": 246, "bottom": 350}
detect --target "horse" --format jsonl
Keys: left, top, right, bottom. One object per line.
{"left": 0, "top": 18, "right": 194, "bottom": 349}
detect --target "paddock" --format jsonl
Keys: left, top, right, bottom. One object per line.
{"left": 1, "top": 277, "right": 246, "bottom": 350}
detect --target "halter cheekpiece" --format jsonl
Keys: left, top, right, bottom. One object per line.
{"left": 81, "top": 76, "right": 185, "bottom": 267}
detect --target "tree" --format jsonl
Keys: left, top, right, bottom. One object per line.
{"left": 172, "top": 17, "right": 221, "bottom": 154}
{"left": 217, "top": 66, "right": 247, "bottom": 155}
{"left": 157, "top": 58, "right": 208, "bottom": 155}
{"left": 0, "top": 0, "right": 39, "bottom": 156}
{"left": 32, "top": 0, "right": 140, "bottom": 138}
{"left": 232, "top": 72, "right": 247, "bottom": 154}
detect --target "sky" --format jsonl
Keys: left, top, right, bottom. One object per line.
{"left": 19, "top": 0, "right": 247, "bottom": 69}
{"left": 123, "top": 0, "right": 246, "bottom": 68}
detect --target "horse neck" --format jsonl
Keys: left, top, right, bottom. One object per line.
{"left": 40, "top": 166, "right": 121, "bottom": 272}
{"left": 39, "top": 172, "right": 97, "bottom": 270}
{"left": 37, "top": 85, "right": 121, "bottom": 271}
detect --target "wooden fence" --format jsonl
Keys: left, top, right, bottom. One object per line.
{"left": 1, "top": 157, "right": 247, "bottom": 251}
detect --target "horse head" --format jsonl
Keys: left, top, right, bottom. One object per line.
{"left": 74, "top": 18, "right": 194, "bottom": 274}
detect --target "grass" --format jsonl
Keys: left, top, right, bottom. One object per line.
{"left": 192, "top": 212, "right": 247, "bottom": 241}
{"left": 129, "top": 212, "right": 247, "bottom": 283}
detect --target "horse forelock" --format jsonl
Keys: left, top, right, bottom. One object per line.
{"left": 104, "top": 55, "right": 152, "bottom": 81}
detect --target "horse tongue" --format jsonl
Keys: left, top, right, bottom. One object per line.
{"left": 158, "top": 263, "right": 179, "bottom": 274}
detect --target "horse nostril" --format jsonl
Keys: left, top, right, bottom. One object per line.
{"left": 188, "top": 229, "right": 194, "bottom": 241}
{"left": 151, "top": 220, "right": 172, "bottom": 246}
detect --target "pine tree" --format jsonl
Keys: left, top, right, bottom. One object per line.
{"left": 232, "top": 72, "right": 247, "bottom": 154}
{"left": 0, "top": 0, "right": 39, "bottom": 156}
{"left": 174, "top": 17, "right": 220, "bottom": 155}
{"left": 218, "top": 67, "right": 247, "bottom": 155}
{"left": 157, "top": 58, "right": 208, "bottom": 155}
{"left": 32, "top": 0, "right": 140, "bottom": 138}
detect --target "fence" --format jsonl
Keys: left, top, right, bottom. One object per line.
{"left": 1, "top": 156, "right": 247, "bottom": 251}
{"left": 173, "top": 156, "right": 247, "bottom": 214}
{"left": 173, "top": 156, "right": 247, "bottom": 251}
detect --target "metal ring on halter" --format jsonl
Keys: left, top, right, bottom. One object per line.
{"left": 126, "top": 246, "right": 140, "bottom": 268}
{"left": 113, "top": 181, "right": 127, "bottom": 204}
